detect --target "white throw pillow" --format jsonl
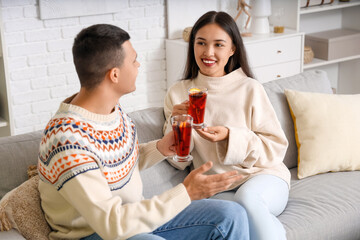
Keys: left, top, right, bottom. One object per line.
{"left": 284, "top": 89, "right": 360, "bottom": 179}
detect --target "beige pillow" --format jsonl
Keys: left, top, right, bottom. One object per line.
{"left": 284, "top": 89, "right": 360, "bottom": 179}
{"left": 0, "top": 173, "right": 51, "bottom": 239}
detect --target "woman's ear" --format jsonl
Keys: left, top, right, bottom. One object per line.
{"left": 230, "top": 46, "right": 236, "bottom": 56}
{"left": 108, "top": 67, "right": 120, "bottom": 83}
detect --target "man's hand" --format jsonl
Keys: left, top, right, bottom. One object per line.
{"left": 172, "top": 100, "right": 189, "bottom": 116}
{"left": 196, "top": 126, "right": 229, "bottom": 142}
{"left": 156, "top": 131, "right": 176, "bottom": 156}
{"left": 183, "top": 161, "right": 243, "bottom": 200}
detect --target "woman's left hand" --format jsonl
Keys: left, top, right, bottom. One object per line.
{"left": 195, "top": 126, "right": 229, "bottom": 142}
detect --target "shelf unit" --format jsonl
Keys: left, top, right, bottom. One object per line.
{"left": 271, "top": 0, "right": 360, "bottom": 94}
{"left": 0, "top": 12, "right": 12, "bottom": 137}
{"left": 304, "top": 54, "right": 360, "bottom": 69}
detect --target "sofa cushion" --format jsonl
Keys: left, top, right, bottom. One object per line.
{"left": 284, "top": 89, "right": 360, "bottom": 179}
{"left": 263, "top": 70, "right": 333, "bottom": 169}
{"left": 128, "top": 107, "right": 189, "bottom": 198}
{"left": 279, "top": 168, "right": 360, "bottom": 240}
{"left": 0, "top": 131, "right": 43, "bottom": 200}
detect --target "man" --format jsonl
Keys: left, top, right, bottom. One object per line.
{"left": 38, "top": 24, "right": 249, "bottom": 240}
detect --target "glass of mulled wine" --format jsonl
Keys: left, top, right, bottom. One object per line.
{"left": 171, "top": 114, "right": 193, "bottom": 162}
{"left": 188, "top": 87, "right": 207, "bottom": 129}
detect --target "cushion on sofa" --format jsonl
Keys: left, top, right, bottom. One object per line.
{"left": 0, "top": 175, "right": 50, "bottom": 239}
{"left": 279, "top": 168, "right": 360, "bottom": 240}
{"left": 128, "top": 107, "right": 189, "bottom": 198}
{"left": 0, "top": 131, "right": 43, "bottom": 200}
{"left": 263, "top": 70, "right": 333, "bottom": 169}
{"left": 284, "top": 90, "right": 360, "bottom": 179}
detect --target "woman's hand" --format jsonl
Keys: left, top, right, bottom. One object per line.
{"left": 172, "top": 100, "right": 189, "bottom": 116}
{"left": 195, "top": 126, "right": 229, "bottom": 142}
{"left": 156, "top": 131, "right": 176, "bottom": 156}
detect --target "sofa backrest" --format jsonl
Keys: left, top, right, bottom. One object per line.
{"left": 263, "top": 70, "right": 333, "bottom": 169}
{"left": 0, "top": 130, "right": 43, "bottom": 199}
{"left": 0, "top": 70, "right": 333, "bottom": 200}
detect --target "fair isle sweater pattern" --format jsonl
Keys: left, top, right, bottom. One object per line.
{"left": 38, "top": 105, "right": 139, "bottom": 191}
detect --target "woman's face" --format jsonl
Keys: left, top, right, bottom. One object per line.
{"left": 194, "top": 23, "right": 235, "bottom": 77}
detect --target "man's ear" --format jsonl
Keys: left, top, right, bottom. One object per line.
{"left": 108, "top": 67, "right": 120, "bottom": 83}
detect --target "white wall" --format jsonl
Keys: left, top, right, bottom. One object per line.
{"left": 1, "top": 0, "right": 167, "bottom": 135}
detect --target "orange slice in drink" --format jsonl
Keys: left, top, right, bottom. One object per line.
{"left": 189, "top": 88, "right": 201, "bottom": 94}
{"left": 180, "top": 121, "right": 186, "bottom": 129}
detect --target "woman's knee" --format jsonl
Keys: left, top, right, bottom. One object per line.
{"left": 234, "top": 187, "right": 259, "bottom": 210}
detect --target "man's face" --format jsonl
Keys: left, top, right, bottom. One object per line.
{"left": 117, "top": 40, "right": 140, "bottom": 95}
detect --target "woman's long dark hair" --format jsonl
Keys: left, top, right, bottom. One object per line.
{"left": 183, "top": 11, "right": 254, "bottom": 80}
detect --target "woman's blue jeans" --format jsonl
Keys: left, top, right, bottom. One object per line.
{"left": 82, "top": 199, "right": 249, "bottom": 240}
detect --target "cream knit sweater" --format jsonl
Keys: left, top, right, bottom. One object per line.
{"left": 38, "top": 100, "right": 190, "bottom": 240}
{"left": 164, "top": 68, "right": 290, "bottom": 188}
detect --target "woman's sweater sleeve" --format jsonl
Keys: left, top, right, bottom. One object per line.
{"left": 59, "top": 169, "right": 190, "bottom": 240}
{"left": 221, "top": 83, "right": 288, "bottom": 168}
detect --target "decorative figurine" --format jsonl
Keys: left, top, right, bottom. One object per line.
{"left": 234, "top": 0, "right": 252, "bottom": 37}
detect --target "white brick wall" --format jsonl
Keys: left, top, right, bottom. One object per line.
{"left": 1, "top": 0, "right": 167, "bottom": 135}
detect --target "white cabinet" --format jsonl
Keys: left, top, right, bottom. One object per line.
{"left": 166, "top": 31, "right": 303, "bottom": 86}
{"left": 244, "top": 32, "right": 303, "bottom": 83}
{"left": 252, "top": 60, "right": 301, "bottom": 83}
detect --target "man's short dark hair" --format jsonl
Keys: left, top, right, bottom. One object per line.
{"left": 72, "top": 24, "right": 130, "bottom": 90}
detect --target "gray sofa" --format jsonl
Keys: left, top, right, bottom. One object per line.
{"left": 1, "top": 70, "right": 360, "bottom": 240}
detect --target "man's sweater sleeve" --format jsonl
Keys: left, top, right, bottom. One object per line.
{"left": 138, "top": 140, "right": 167, "bottom": 170}
{"left": 220, "top": 83, "right": 288, "bottom": 168}
{"left": 59, "top": 169, "right": 190, "bottom": 240}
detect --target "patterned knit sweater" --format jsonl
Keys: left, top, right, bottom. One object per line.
{"left": 38, "top": 99, "right": 190, "bottom": 240}
{"left": 163, "top": 68, "right": 290, "bottom": 188}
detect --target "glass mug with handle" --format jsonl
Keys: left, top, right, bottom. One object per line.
{"left": 171, "top": 114, "right": 193, "bottom": 162}
{"left": 188, "top": 87, "right": 208, "bottom": 129}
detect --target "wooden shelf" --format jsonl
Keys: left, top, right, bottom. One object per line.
{"left": 300, "top": 0, "right": 360, "bottom": 15}
{"left": 0, "top": 117, "right": 7, "bottom": 127}
{"left": 303, "top": 54, "right": 360, "bottom": 69}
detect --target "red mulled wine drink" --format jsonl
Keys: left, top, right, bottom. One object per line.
{"left": 171, "top": 114, "right": 193, "bottom": 162}
{"left": 188, "top": 87, "right": 207, "bottom": 129}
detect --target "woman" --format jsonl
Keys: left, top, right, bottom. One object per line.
{"left": 163, "top": 11, "right": 290, "bottom": 240}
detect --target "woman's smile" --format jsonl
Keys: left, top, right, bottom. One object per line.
{"left": 202, "top": 58, "right": 216, "bottom": 67}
